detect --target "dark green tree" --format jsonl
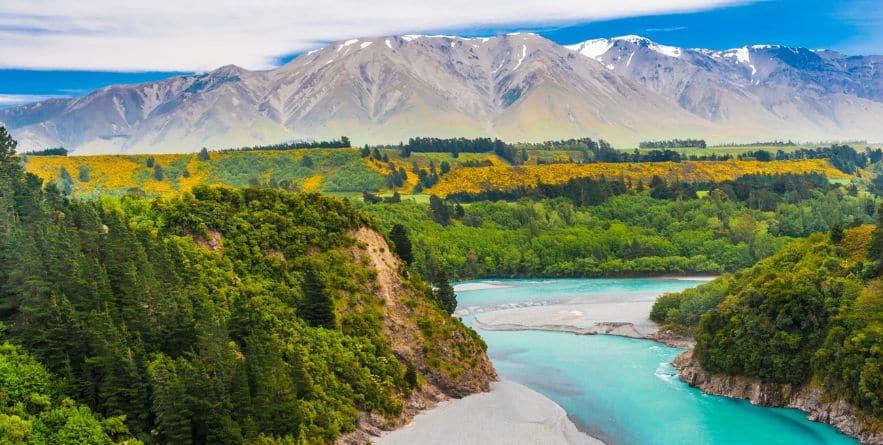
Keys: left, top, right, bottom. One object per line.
{"left": 454, "top": 203, "right": 465, "bottom": 219}
{"left": 300, "top": 263, "right": 336, "bottom": 328}
{"left": 148, "top": 356, "right": 194, "bottom": 444}
{"left": 404, "top": 363, "right": 418, "bottom": 390}
{"left": 433, "top": 270, "right": 457, "bottom": 314}
{"left": 389, "top": 224, "right": 413, "bottom": 265}
{"left": 154, "top": 164, "right": 164, "bottom": 181}
{"left": 829, "top": 222, "right": 844, "bottom": 243}
{"left": 0, "top": 126, "right": 16, "bottom": 164}
{"left": 198, "top": 147, "right": 211, "bottom": 161}
{"left": 428, "top": 195, "right": 450, "bottom": 226}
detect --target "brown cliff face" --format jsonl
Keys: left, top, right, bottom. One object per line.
{"left": 336, "top": 228, "right": 496, "bottom": 444}
{"left": 674, "top": 351, "right": 883, "bottom": 445}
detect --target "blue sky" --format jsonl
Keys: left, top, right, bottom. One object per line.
{"left": 1, "top": 0, "right": 881, "bottom": 107}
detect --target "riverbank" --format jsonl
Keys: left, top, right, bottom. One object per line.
{"left": 470, "top": 288, "right": 694, "bottom": 348}
{"left": 675, "top": 351, "right": 881, "bottom": 445}
{"left": 374, "top": 380, "right": 604, "bottom": 445}
{"left": 469, "top": 283, "right": 874, "bottom": 444}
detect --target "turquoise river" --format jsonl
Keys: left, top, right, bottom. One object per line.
{"left": 455, "top": 278, "right": 857, "bottom": 445}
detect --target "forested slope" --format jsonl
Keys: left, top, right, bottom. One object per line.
{"left": 0, "top": 129, "right": 494, "bottom": 444}
{"left": 652, "top": 223, "right": 883, "bottom": 440}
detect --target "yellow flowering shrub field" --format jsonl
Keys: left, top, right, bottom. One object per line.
{"left": 424, "top": 159, "right": 850, "bottom": 196}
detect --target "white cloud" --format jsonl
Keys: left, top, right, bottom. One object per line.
{"left": 0, "top": 0, "right": 752, "bottom": 71}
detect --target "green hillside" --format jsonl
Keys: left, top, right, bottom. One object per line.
{"left": 652, "top": 223, "right": 883, "bottom": 420}
{"left": 0, "top": 129, "right": 494, "bottom": 444}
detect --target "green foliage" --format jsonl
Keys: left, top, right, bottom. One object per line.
{"left": 300, "top": 262, "right": 337, "bottom": 329}
{"left": 363, "top": 188, "right": 874, "bottom": 279}
{"left": 830, "top": 222, "right": 845, "bottom": 243}
{"left": 656, "top": 229, "right": 883, "bottom": 418}
{"left": 650, "top": 277, "right": 732, "bottom": 329}
{"left": 0, "top": 142, "right": 482, "bottom": 444}
{"left": 0, "top": 127, "right": 16, "bottom": 163}
{"left": 432, "top": 270, "right": 457, "bottom": 314}
{"left": 0, "top": 341, "right": 136, "bottom": 444}
{"left": 153, "top": 164, "right": 164, "bottom": 181}
{"left": 207, "top": 150, "right": 385, "bottom": 192}
{"left": 640, "top": 139, "right": 707, "bottom": 149}
{"left": 24, "top": 147, "right": 68, "bottom": 157}
{"left": 428, "top": 195, "right": 450, "bottom": 226}
{"left": 322, "top": 162, "right": 386, "bottom": 192}
{"left": 389, "top": 224, "right": 414, "bottom": 265}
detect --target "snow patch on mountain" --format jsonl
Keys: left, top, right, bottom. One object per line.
{"left": 567, "top": 35, "right": 681, "bottom": 60}
{"left": 514, "top": 45, "right": 527, "bottom": 70}
{"left": 565, "top": 39, "right": 614, "bottom": 61}
{"left": 338, "top": 39, "right": 359, "bottom": 51}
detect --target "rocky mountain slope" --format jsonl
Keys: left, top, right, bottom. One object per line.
{"left": 3, "top": 33, "right": 883, "bottom": 153}
{"left": 567, "top": 35, "right": 883, "bottom": 144}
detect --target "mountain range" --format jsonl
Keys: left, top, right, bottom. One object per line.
{"left": 3, "top": 33, "right": 883, "bottom": 154}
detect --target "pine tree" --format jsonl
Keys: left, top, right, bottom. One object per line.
{"left": 198, "top": 147, "right": 211, "bottom": 161}
{"left": 389, "top": 224, "right": 413, "bottom": 265}
{"left": 148, "top": 356, "right": 194, "bottom": 444}
{"left": 433, "top": 270, "right": 457, "bottom": 314}
{"left": 0, "top": 126, "right": 17, "bottom": 164}
{"left": 300, "top": 263, "right": 336, "bottom": 328}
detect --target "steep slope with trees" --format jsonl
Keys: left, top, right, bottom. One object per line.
{"left": 653, "top": 222, "right": 883, "bottom": 442}
{"left": 0, "top": 128, "right": 494, "bottom": 443}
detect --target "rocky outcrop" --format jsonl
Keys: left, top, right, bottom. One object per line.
{"left": 336, "top": 228, "right": 497, "bottom": 444}
{"left": 674, "top": 351, "right": 883, "bottom": 445}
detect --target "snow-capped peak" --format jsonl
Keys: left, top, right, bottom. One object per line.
{"left": 400, "top": 34, "right": 500, "bottom": 43}
{"left": 567, "top": 35, "right": 682, "bottom": 60}
{"left": 611, "top": 35, "right": 649, "bottom": 43}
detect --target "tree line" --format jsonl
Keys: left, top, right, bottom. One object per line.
{"left": 639, "top": 139, "right": 707, "bottom": 149}
{"left": 214, "top": 136, "right": 351, "bottom": 153}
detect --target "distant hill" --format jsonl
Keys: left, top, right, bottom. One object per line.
{"left": 4, "top": 34, "right": 883, "bottom": 153}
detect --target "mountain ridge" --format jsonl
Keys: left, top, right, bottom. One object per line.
{"left": 3, "top": 33, "right": 883, "bottom": 154}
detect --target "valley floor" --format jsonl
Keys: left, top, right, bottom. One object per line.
{"left": 374, "top": 380, "right": 603, "bottom": 445}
